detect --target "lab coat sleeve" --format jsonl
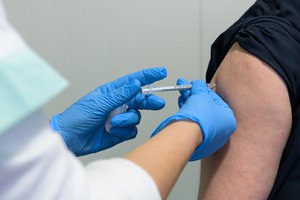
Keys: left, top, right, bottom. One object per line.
{"left": 0, "top": 111, "right": 161, "bottom": 200}
{"left": 86, "top": 158, "right": 161, "bottom": 200}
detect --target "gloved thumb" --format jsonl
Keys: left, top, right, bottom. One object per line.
{"left": 191, "top": 80, "right": 209, "bottom": 94}
{"left": 102, "top": 79, "right": 141, "bottom": 112}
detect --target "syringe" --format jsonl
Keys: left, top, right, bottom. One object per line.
{"left": 141, "top": 83, "right": 216, "bottom": 94}
{"left": 105, "top": 82, "right": 216, "bottom": 133}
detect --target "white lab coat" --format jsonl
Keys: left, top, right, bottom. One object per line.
{"left": 0, "top": 2, "right": 161, "bottom": 200}
{"left": 0, "top": 111, "right": 161, "bottom": 200}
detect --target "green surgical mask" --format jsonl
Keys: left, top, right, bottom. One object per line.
{"left": 0, "top": 48, "right": 68, "bottom": 135}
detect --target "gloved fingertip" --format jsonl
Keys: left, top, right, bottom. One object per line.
{"left": 158, "top": 100, "right": 166, "bottom": 109}
{"left": 157, "top": 66, "right": 167, "bottom": 78}
{"left": 139, "top": 67, "right": 167, "bottom": 85}
{"left": 130, "top": 94, "right": 166, "bottom": 110}
{"left": 177, "top": 77, "right": 189, "bottom": 85}
{"left": 111, "top": 109, "right": 141, "bottom": 127}
{"left": 147, "top": 95, "right": 166, "bottom": 109}
{"left": 191, "top": 80, "right": 208, "bottom": 94}
{"left": 127, "top": 127, "right": 138, "bottom": 140}
{"left": 177, "top": 78, "right": 191, "bottom": 97}
{"left": 111, "top": 118, "right": 121, "bottom": 127}
{"left": 230, "top": 116, "right": 237, "bottom": 133}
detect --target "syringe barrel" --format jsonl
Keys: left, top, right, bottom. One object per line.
{"left": 141, "top": 83, "right": 215, "bottom": 94}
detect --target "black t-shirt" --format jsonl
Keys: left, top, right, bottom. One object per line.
{"left": 206, "top": 0, "right": 300, "bottom": 199}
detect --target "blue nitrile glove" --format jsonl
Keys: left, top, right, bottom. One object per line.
{"left": 51, "top": 67, "right": 167, "bottom": 156}
{"left": 151, "top": 78, "right": 236, "bottom": 161}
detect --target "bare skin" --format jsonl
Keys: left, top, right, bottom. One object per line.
{"left": 198, "top": 43, "right": 292, "bottom": 200}
{"left": 125, "top": 121, "right": 202, "bottom": 200}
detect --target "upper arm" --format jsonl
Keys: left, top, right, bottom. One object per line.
{"left": 199, "top": 43, "right": 292, "bottom": 200}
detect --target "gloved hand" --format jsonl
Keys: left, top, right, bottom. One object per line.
{"left": 51, "top": 67, "right": 167, "bottom": 156}
{"left": 151, "top": 78, "right": 236, "bottom": 161}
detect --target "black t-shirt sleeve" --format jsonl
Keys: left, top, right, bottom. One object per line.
{"left": 206, "top": 1, "right": 300, "bottom": 111}
{"left": 235, "top": 16, "right": 300, "bottom": 109}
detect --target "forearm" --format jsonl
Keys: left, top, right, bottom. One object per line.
{"left": 125, "top": 121, "right": 202, "bottom": 199}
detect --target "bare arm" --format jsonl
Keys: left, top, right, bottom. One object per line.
{"left": 198, "top": 43, "right": 292, "bottom": 200}
{"left": 126, "top": 121, "right": 202, "bottom": 200}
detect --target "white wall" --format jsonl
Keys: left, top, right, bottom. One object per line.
{"left": 3, "top": 0, "right": 255, "bottom": 199}
{"left": 202, "top": 0, "right": 256, "bottom": 67}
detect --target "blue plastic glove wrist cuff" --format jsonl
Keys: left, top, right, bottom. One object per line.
{"left": 151, "top": 114, "right": 208, "bottom": 161}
